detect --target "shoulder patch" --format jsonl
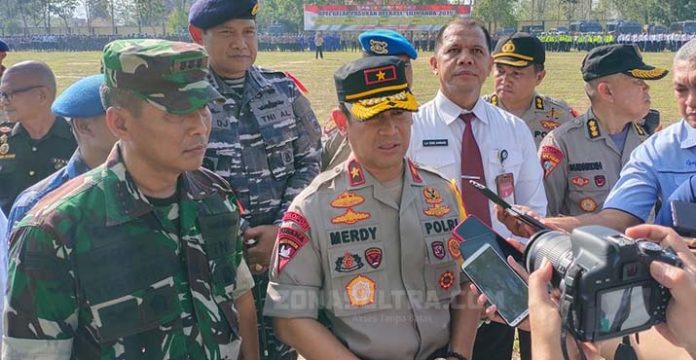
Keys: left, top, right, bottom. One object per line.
{"left": 540, "top": 145, "right": 564, "bottom": 177}
{"left": 282, "top": 211, "right": 311, "bottom": 232}
{"left": 276, "top": 226, "right": 310, "bottom": 274}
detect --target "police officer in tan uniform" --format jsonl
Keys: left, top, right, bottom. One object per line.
{"left": 483, "top": 32, "right": 577, "bottom": 148}
{"left": 540, "top": 44, "right": 668, "bottom": 216}
{"left": 265, "top": 56, "right": 479, "bottom": 360}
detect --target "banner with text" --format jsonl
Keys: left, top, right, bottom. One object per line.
{"left": 304, "top": 4, "right": 471, "bottom": 32}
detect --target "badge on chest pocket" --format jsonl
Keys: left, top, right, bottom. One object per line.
{"left": 495, "top": 173, "right": 515, "bottom": 205}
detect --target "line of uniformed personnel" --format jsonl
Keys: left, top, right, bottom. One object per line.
{"left": 0, "top": 1, "right": 693, "bottom": 359}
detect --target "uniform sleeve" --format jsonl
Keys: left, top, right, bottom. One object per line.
{"left": 232, "top": 257, "right": 255, "bottom": 301}
{"left": 539, "top": 132, "right": 569, "bottom": 216}
{"left": 515, "top": 124, "right": 547, "bottom": 217}
{"left": 274, "top": 92, "right": 322, "bottom": 223}
{"left": 264, "top": 207, "right": 322, "bottom": 319}
{"left": 3, "top": 225, "right": 77, "bottom": 360}
{"left": 603, "top": 141, "right": 659, "bottom": 221}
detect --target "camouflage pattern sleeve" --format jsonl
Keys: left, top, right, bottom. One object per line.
{"left": 3, "top": 225, "right": 77, "bottom": 359}
{"left": 273, "top": 91, "right": 321, "bottom": 223}
{"left": 539, "top": 132, "right": 569, "bottom": 217}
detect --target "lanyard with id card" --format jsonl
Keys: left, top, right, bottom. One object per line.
{"left": 494, "top": 149, "right": 516, "bottom": 205}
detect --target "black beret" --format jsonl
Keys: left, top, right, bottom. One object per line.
{"left": 189, "top": 0, "right": 259, "bottom": 29}
{"left": 493, "top": 32, "right": 544, "bottom": 67}
{"left": 581, "top": 44, "right": 668, "bottom": 82}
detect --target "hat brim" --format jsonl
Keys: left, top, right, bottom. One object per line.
{"left": 624, "top": 65, "right": 669, "bottom": 80}
{"left": 493, "top": 56, "right": 532, "bottom": 68}
{"left": 346, "top": 90, "right": 419, "bottom": 121}
{"left": 143, "top": 80, "right": 224, "bottom": 115}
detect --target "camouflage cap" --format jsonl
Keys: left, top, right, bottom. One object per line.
{"left": 102, "top": 39, "right": 223, "bottom": 115}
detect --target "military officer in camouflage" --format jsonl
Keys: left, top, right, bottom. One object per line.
{"left": 3, "top": 39, "right": 258, "bottom": 359}
{"left": 265, "top": 56, "right": 480, "bottom": 360}
{"left": 540, "top": 44, "right": 668, "bottom": 216}
{"left": 321, "top": 29, "right": 418, "bottom": 171}
{"left": 483, "top": 32, "right": 576, "bottom": 148}
{"left": 188, "top": 0, "right": 321, "bottom": 358}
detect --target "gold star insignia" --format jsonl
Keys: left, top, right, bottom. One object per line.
{"left": 351, "top": 166, "right": 361, "bottom": 179}
{"left": 376, "top": 71, "right": 386, "bottom": 81}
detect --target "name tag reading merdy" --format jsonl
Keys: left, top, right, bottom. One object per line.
{"left": 422, "top": 139, "right": 448, "bottom": 147}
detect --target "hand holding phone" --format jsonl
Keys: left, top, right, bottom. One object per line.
{"left": 453, "top": 215, "right": 523, "bottom": 262}
{"left": 462, "top": 243, "right": 529, "bottom": 326}
{"left": 468, "top": 180, "right": 547, "bottom": 233}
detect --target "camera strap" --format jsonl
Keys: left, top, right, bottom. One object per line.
{"left": 614, "top": 336, "right": 639, "bottom": 360}
{"left": 560, "top": 264, "right": 586, "bottom": 360}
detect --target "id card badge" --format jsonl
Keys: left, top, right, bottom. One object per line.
{"left": 495, "top": 172, "right": 516, "bottom": 205}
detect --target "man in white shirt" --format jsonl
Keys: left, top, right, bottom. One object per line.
{"left": 408, "top": 18, "right": 547, "bottom": 360}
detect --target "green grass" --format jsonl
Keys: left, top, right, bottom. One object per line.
{"left": 4, "top": 50, "right": 680, "bottom": 125}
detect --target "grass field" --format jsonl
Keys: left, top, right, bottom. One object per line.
{"left": 4, "top": 50, "right": 680, "bottom": 126}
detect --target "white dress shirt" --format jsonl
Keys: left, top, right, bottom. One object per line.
{"left": 408, "top": 91, "right": 547, "bottom": 240}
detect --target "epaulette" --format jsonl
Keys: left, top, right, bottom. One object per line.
{"left": 483, "top": 93, "right": 498, "bottom": 106}
{"left": 195, "top": 167, "right": 234, "bottom": 194}
{"left": 539, "top": 94, "right": 572, "bottom": 112}
{"left": 409, "top": 159, "right": 452, "bottom": 183}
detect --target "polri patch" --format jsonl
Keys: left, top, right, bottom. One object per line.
{"left": 364, "top": 247, "right": 383, "bottom": 268}
{"left": 431, "top": 241, "right": 446, "bottom": 260}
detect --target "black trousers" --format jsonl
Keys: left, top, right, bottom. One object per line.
{"left": 472, "top": 323, "right": 532, "bottom": 360}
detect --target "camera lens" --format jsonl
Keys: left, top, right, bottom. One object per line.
{"left": 525, "top": 230, "right": 574, "bottom": 287}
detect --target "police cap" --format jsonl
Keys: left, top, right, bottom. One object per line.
{"left": 334, "top": 56, "right": 418, "bottom": 121}
{"left": 359, "top": 29, "right": 417, "bottom": 60}
{"left": 581, "top": 44, "right": 668, "bottom": 82}
{"left": 189, "top": 0, "right": 259, "bottom": 30}
{"left": 493, "top": 32, "right": 545, "bottom": 67}
{"left": 52, "top": 74, "right": 105, "bottom": 119}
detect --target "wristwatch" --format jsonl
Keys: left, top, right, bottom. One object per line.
{"left": 434, "top": 351, "right": 468, "bottom": 360}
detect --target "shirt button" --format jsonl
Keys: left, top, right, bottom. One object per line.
{"left": 31, "top": 146, "right": 37, "bottom": 152}
{"left": 29, "top": 170, "right": 35, "bottom": 176}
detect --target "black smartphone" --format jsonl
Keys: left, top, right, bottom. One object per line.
{"left": 462, "top": 244, "right": 529, "bottom": 326}
{"left": 671, "top": 200, "right": 696, "bottom": 237}
{"left": 453, "top": 215, "right": 523, "bottom": 262}
{"left": 468, "top": 180, "right": 547, "bottom": 233}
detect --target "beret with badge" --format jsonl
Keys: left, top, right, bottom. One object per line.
{"left": 0, "top": 40, "right": 8, "bottom": 52}
{"left": 493, "top": 32, "right": 545, "bottom": 67}
{"left": 581, "top": 44, "right": 668, "bottom": 82}
{"left": 189, "top": 0, "right": 259, "bottom": 30}
{"left": 359, "top": 29, "right": 417, "bottom": 60}
{"left": 334, "top": 56, "right": 418, "bottom": 121}
{"left": 101, "top": 39, "right": 223, "bottom": 115}
{"left": 52, "top": 74, "right": 105, "bottom": 119}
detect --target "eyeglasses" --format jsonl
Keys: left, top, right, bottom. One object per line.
{"left": 0, "top": 85, "right": 43, "bottom": 102}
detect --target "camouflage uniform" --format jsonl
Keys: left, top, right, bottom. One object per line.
{"left": 3, "top": 39, "right": 254, "bottom": 360}
{"left": 483, "top": 92, "right": 576, "bottom": 148}
{"left": 204, "top": 66, "right": 321, "bottom": 359}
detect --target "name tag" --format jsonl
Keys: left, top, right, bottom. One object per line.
{"left": 422, "top": 139, "right": 448, "bottom": 147}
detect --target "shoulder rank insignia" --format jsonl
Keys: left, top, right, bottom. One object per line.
{"left": 535, "top": 96, "right": 544, "bottom": 110}
{"left": 633, "top": 122, "right": 646, "bottom": 137}
{"left": 540, "top": 145, "right": 564, "bottom": 178}
{"left": 348, "top": 159, "right": 366, "bottom": 186}
{"left": 586, "top": 119, "right": 601, "bottom": 139}
{"left": 346, "top": 275, "right": 376, "bottom": 307}
{"left": 422, "top": 187, "right": 451, "bottom": 217}
{"left": 335, "top": 252, "right": 364, "bottom": 272}
{"left": 408, "top": 159, "right": 423, "bottom": 184}
{"left": 364, "top": 247, "right": 383, "bottom": 269}
{"left": 488, "top": 94, "right": 498, "bottom": 106}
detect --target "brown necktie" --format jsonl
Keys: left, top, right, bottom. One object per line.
{"left": 460, "top": 113, "right": 491, "bottom": 226}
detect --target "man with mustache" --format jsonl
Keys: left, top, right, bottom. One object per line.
{"left": 408, "top": 19, "right": 547, "bottom": 360}
{"left": 540, "top": 44, "right": 667, "bottom": 217}
{"left": 2, "top": 39, "right": 257, "bottom": 359}
{"left": 483, "top": 32, "right": 577, "bottom": 149}
{"left": 265, "top": 56, "right": 479, "bottom": 360}
{"left": 188, "top": 1, "right": 321, "bottom": 357}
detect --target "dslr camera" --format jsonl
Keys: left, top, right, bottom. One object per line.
{"left": 525, "top": 225, "right": 681, "bottom": 342}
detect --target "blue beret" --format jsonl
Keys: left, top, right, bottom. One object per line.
{"left": 189, "top": 0, "right": 259, "bottom": 29}
{"left": 359, "top": 29, "right": 417, "bottom": 60}
{"left": 52, "top": 74, "right": 105, "bottom": 119}
{"left": 0, "top": 40, "right": 8, "bottom": 52}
